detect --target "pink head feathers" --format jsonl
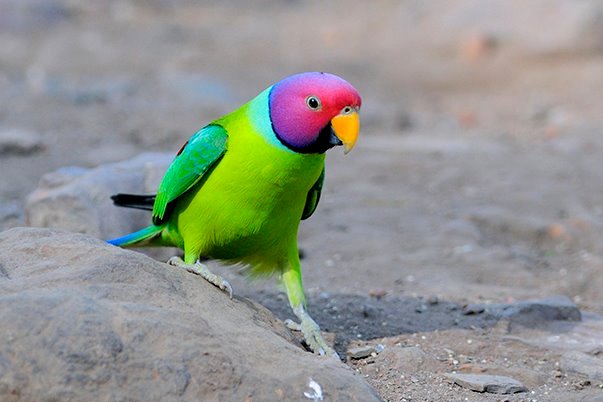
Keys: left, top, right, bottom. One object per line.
{"left": 268, "top": 72, "right": 361, "bottom": 153}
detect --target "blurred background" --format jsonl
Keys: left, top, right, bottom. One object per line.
{"left": 4, "top": 1, "right": 603, "bottom": 399}
{"left": 2, "top": 0, "right": 603, "bottom": 313}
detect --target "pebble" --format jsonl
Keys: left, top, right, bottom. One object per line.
{"left": 462, "top": 304, "right": 485, "bottom": 315}
{"left": 415, "top": 304, "right": 428, "bottom": 313}
{"left": 347, "top": 345, "right": 382, "bottom": 360}
{"left": 368, "top": 289, "right": 387, "bottom": 299}
{"left": 445, "top": 373, "right": 528, "bottom": 394}
{"left": 0, "top": 128, "right": 45, "bottom": 156}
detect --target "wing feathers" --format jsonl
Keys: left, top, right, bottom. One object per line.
{"left": 152, "top": 124, "right": 228, "bottom": 223}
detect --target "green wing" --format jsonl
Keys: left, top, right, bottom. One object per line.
{"left": 152, "top": 124, "right": 228, "bottom": 224}
{"left": 301, "top": 167, "right": 325, "bottom": 220}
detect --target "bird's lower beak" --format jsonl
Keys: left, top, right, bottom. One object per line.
{"left": 331, "top": 111, "right": 360, "bottom": 154}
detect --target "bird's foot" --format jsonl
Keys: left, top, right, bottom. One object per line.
{"left": 167, "top": 256, "right": 233, "bottom": 299}
{"left": 284, "top": 319, "right": 302, "bottom": 331}
{"left": 288, "top": 306, "right": 339, "bottom": 359}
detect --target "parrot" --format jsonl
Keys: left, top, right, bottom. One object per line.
{"left": 107, "top": 72, "right": 361, "bottom": 357}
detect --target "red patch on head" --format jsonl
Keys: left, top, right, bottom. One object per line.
{"left": 269, "top": 72, "right": 361, "bottom": 150}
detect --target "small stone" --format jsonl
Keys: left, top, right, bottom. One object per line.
{"left": 368, "top": 289, "right": 387, "bottom": 299}
{"left": 460, "top": 32, "right": 497, "bottom": 61}
{"left": 0, "top": 128, "right": 45, "bottom": 156}
{"left": 445, "top": 373, "right": 528, "bottom": 394}
{"left": 552, "top": 369, "right": 564, "bottom": 378}
{"left": 347, "top": 345, "right": 375, "bottom": 360}
{"left": 415, "top": 304, "right": 427, "bottom": 313}
{"left": 573, "top": 379, "right": 591, "bottom": 390}
{"left": 361, "top": 303, "right": 374, "bottom": 318}
{"left": 427, "top": 295, "right": 439, "bottom": 305}
{"left": 462, "top": 304, "right": 485, "bottom": 315}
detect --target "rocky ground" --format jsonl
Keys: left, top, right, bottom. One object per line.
{"left": 2, "top": 1, "right": 603, "bottom": 401}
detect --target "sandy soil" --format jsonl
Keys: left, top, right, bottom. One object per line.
{"left": 3, "top": 1, "right": 603, "bottom": 400}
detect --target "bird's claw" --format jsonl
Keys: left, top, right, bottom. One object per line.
{"left": 218, "top": 279, "right": 233, "bottom": 299}
{"left": 167, "top": 256, "right": 183, "bottom": 266}
{"left": 300, "top": 317, "right": 339, "bottom": 358}
{"left": 167, "top": 256, "right": 233, "bottom": 299}
{"left": 288, "top": 311, "right": 339, "bottom": 359}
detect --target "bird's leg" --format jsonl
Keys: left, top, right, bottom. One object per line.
{"left": 167, "top": 256, "right": 233, "bottom": 299}
{"left": 281, "top": 262, "right": 338, "bottom": 358}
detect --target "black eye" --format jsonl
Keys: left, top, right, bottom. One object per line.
{"left": 306, "top": 96, "right": 321, "bottom": 110}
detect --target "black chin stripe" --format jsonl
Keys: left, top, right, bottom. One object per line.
{"left": 274, "top": 123, "right": 340, "bottom": 154}
{"left": 268, "top": 86, "right": 340, "bottom": 154}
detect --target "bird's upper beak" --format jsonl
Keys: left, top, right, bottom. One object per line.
{"left": 331, "top": 110, "right": 360, "bottom": 154}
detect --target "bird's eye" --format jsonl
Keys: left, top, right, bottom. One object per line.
{"left": 306, "top": 96, "right": 321, "bottom": 111}
{"left": 342, "top": 106, "right": 353, "bottom": 114}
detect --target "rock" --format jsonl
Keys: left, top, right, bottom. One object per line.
{"left": 560, "top": 351, "right": 603, "bottom": 380}
{"left": 0, "top": 227, "right": 380, "bottom": 401}
{"left": 25, "top": 153, "right": 172, "bottom": 240}
{"left": 347, "top": 345, "right": 377, "bottom": 360}
{"left": 496, "top": 296, "right": 581, "bottom": 326}
{"left": 445, "top": 373, "right": 528, "bottom": 394}
{"left": 462, "top": 303, "right": 485, "bottom": 315}
{"left": 467, "top": 296, "right": 581, "bottom": 325}
{"left": 0, "top": 128, "right": 45, "bottom": 156}
{"left": 0, "top": 202, "right": 23, "bottom": 231}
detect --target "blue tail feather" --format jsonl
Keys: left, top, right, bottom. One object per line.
{"left": 107, "top": 225, "right": 162, "bottom": 247}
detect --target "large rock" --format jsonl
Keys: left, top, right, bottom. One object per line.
{"left": 560, "top": 351, "right": 603, "bottom": 381}
{"left": 0, "top": 227, "right": 380, "bottom": 401}
{"left": 25, "top": 152, "right": 172, "bottom": 240}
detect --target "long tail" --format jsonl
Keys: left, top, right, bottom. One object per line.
{"left": 107, "top": 225, "right": 163, "bottom": 247}
{"left": 111, "top": 193, "right": 156, "bottom": 211}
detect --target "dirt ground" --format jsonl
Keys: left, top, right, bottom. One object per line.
{"left": 3, "top": 1, "right": 603, "bottom": 401}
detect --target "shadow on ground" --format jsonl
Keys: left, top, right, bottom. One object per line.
{"left": 248, "top": 291, "right": 583, "bottom": 357}
{"left": 251, "top": 292, "right": 494, "bottom": 356}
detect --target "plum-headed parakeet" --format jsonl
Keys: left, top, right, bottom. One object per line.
{"left": 108, "top": 72, "right": 361, "bottom": 357}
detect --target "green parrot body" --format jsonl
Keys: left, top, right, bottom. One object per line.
{"left": 168, "top": 90, "right": 325, "bottom": 273}
{"left": 109, "top": 72, "right": 361, "bottom": 355}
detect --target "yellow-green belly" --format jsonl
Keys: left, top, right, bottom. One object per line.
{"left": 165, "top": 131, "right": 325, "bottom": 268}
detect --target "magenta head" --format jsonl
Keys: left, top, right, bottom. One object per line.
{"left": 268, "top": 72, "right": 361, "bottom": 154}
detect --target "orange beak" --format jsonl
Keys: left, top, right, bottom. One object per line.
{"left": 331, "top": 111, "right": 360, "bottom": 154}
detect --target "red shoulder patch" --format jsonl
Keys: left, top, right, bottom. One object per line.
{"left": 176, "top": 140, "right": 189, "bottom": 156}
